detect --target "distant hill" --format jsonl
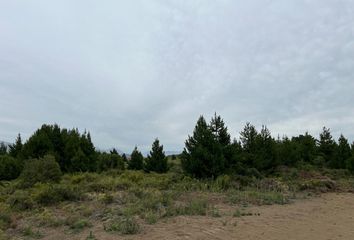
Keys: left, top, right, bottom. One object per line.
{"left": 94, "top": 147, "right": 181, "bottom": 158}
{"left": 143, "top": 150, "right": 181, "bottom": 157}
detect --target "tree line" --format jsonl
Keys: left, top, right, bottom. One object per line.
{"left": 0, "top": 124, "right": 168, "bottom": 180}
{"left": 1, "top": 114, "right": 354, "bottom": 181}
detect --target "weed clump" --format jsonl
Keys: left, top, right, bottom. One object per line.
{"left": 7, "top": 190, "right": 34, "bottom": 210}
{"left": 105, "top": 217, "right": 140, "bottom": 235}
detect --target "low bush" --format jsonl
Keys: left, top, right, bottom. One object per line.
{"left": 7, "top": 190, "right": 34, "bottom": 210}
{"left": 19, "top": 155, "right": 62, "bottom": 188}
{"left": 227, "top": 189, "right": 289, "bottom": 205}
{"left": 104, "top": 217, "right": 140, "bottom": 235}
{"left": 33, "top": 184, "right": 83, "bottom": 205}
{"left": 166, "top": 199, "right": 209, "bottom": 216}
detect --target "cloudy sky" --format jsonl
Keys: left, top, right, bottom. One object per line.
{"left": 1, "top": 0, "right": 354, "bottom": 152}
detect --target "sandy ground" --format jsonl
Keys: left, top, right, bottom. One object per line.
{"left": 41, "top": 193, "right": 354, "bottom": 240}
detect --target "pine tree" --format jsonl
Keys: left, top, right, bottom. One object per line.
{"left": 318, "top": 127, "right": 337, "bottom": 167}
{"left": 128, "top": 147, "right": 144, "bottom": 170}
{"left": 292, "top": 132, "right": 317, "bottom": 163}
{"left": 209, "top": 113, "right": 231, "bottom": 147}
{"left": 337, "top": 134, "right": 351, "bottom": 169}
{"left": 122, "top": 153, "right": 128, "bottom": 163}
{"left": 277, "top": 136, "right": 301, "bottom": 166}
{"left": 181, "top": 116, "right": 225, "bottom": 178}
{"left": 240, "top": 123, "right": 258, "bottom": 153}
{"left": 209, "top": 113, "right": 239, "bottom": 170}
{"left": 254, "top": 125, "right": 277, "bottom": 170}
{"left": 145, "top": 138, "right": 168, "bottom": 173}
{"left": 9, "top": 134, "right": 23, "bottom": 158}
{"left": 239, "top": 123, "right": 258, "bottom": 167}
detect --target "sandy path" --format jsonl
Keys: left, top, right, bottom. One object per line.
{"left": 42, "top": 193, "right": 354, "bottom": 240}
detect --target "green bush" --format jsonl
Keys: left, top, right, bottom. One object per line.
{"left": 19, "top": 155, "right": 62, "bottom": 188}
{"left": 33, "top": 184, "right": 83, "bottom": 205}
{"left": 0, "top": 155, "right": 22, "bottom": 181}
{"left": 97, "top": 153, "right": 125, "bottom": 172}
{"left": 7, "top": 190, "right": 34, "bottom": 210}
{"left": 0, "top": 204, "right": 12, "bottom": 230}
{"left": 105, "top": 217, "right": 140, "bottom": 235}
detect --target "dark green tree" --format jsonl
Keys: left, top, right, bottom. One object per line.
{"left": 292, "top": 132, "right": 317, "bottom": 163}
{"left": 97, "top": 152, "right": 125, "bottom": 172}
{"left": 209, "top": 113, "right": 231, "bottom": 146}
{"left": 9, "top": 134, "right": 23, "bottom": 159}
{"left": 128, "top": 147, "right": 144, "bottom": 170}
{"left": 209, "top": 113, "right": 239, "bottom": 170}
{"left": 181, "top": 116, "right": 225, "bottom": 178}
{"left": 277, "top": 136, "right": 301, "bottom": 167}
{"left": 122, "top": 153, "right": 128, "bottom": 163}
{"left": 21, "top": 124, "right": 97, "bottom": 172}
{"left": 110, "top": 148, "right": 119, "bottom": 155}
{"left": 254, "top": 125, "right": 277, "bottom": 171}
{"left": 145, "top": 138, "right": 168, "bottom": 173}
{"left": 0, "top": 155, "right": 22, "bottom": 180}
{"left": 239, "top": 123, "right": 258, "bottom": 167}
{"left": 336, "top": 134, "right": 351, "bottom": 169}
{"left": 318, "top": 127, "right": 337, "bottom": 167}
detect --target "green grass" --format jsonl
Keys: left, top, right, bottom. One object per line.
{"left": 21, "top": 226, "right": 43, "bottom": 239}
{"left": 1, "top": 169, "right": 353, "bottom": 239}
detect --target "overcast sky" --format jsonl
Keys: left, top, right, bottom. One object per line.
{"left": 1, "top": 0, "right": 354, "bottom": 152}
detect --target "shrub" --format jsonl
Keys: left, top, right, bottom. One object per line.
{"left": 33, "top": 184, "right": 83, "bottom": 205}
{"left": 144, "top": 139, "right": 169, "bottom": 173}
{"left": 128, "top": 147, "right": 144, "bottom": 170}
{"left": 32, "top": 209, "right": 64, "bottom": 227}
{"left": 69, "top": 219, "right": 92, "bottom": 233}
{"left": 0, "top": 155, "right": 22, "bottom": 181}
{"left": 214, "top": 175, "right": 232, "bottom": 190}
{"left": 0, "top": 204, "right": 12, "bottom": 230}
{"left": 21, "top": 226, "right": 43, "bottom": 239}
{"left": 7, "top": 190, "right": 34, "bottom": 210}
{"left": 167, "top": 199, "right": 209, "bottom": 216}
{"left": 143, "top": 211, "right": 158, "bottom": 224}
{"left": 19, "top": 155, "right": 62, "bottom": 188}
{"left": 105, "top": 217, "right": 140, "bottom": 235}
{"left": 100, "top": 193, "right": 114, "bottom": 204}
{"left": 97, "top": 153, "right": 125, "bottom": 172}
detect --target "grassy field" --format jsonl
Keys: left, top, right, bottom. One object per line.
{"left": 1, "top": 163, "right": 354, "bottom": 240}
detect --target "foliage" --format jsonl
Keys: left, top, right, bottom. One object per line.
{"left": 105, "top": 217, "right": 140, "bottom": 235}
{"left": 318, "top": 127, "right": 337, "bottom": 167}
{"left": 0, "top": 155, "right": 22, "bottom": 181}
{"left": 33, "top": 184, "right": 83, "bottom": 205}
{"left": 128, "top": 147, "right": 144, "bottom": 170}
{"left": 181, "top": 115, "right": 226, "bottom": 178}
{"left": 8, "top": 134, "right": 23, "bottom": 159}
{"left": 145, "top": 138, "right": 168, "bottom": 173}
{"left": 21, "top": 124, "right": 96, "bottom": 172}
{"left": 97, "top": 152, "right": 125, "bottom": 172}
{"left": 19, "top": 155, "right": 62, "bottom": 188}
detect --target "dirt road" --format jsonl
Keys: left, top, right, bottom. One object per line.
{"left": 44, "top": 193, "right": 354, "bottom": 240}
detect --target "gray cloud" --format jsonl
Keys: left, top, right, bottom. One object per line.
{"left": 1, "top": 0, "right": 354, "bottom": 152}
